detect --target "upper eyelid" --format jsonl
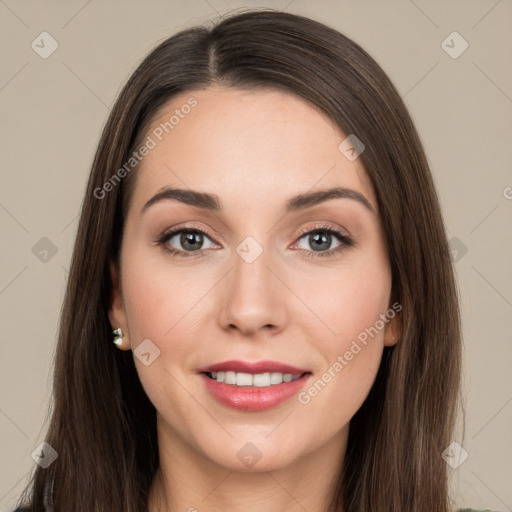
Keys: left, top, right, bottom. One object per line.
{"left": 295, "top": 223, "right": 350, "bottom": 239}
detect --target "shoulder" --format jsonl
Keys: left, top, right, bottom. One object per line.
{"left": 13, "top": 467, "right": 56, "bottom": 512}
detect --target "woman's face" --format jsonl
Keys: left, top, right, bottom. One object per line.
{"left": 109, "top": 85, "right": 399, "bottom": 472}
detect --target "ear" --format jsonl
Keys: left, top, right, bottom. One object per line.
{"left": 108, "top": 260, "right": 131, "bottom": 350}
{"left": 383, "top": 302, "right": 402, "bottom": 347}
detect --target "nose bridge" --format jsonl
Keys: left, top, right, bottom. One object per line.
{"left": 219, "top": 235, "right": 286, "bottom": 335}
{"left": 233, "top": 240, "right": 270, "bottom": 295}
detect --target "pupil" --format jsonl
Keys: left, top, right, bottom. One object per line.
{"left": 311, "top": 232, "right": 330, "bottom": 251}
{"left": 182, "top": 232, "right": 203, "bottom": 250}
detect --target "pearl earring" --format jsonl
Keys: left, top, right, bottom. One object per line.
{"left": 112, "top": 327, "right": 128, "bottom": 350}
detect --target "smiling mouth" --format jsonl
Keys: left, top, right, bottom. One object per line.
{"left": 203, "top": 371, "right": 311, "bottom": 387}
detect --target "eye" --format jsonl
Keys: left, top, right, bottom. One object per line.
{"left": 156, "top": 224, "right": 354, "bottom": 259}
{"left": 156, "top": 227, "right": 219, "bottom": 258}
{"left": 293, "top": 225, "right": 354, "bottom": 258}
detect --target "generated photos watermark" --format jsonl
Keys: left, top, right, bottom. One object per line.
{"left": 298, "top": 301, "right": 402, "bottom": 405}
{"left": 94, "top": 96, "right": 198, "bottom": 200}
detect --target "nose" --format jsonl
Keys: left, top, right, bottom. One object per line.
{"left": 218, "top": 244, "right": 288, "bottom": 338}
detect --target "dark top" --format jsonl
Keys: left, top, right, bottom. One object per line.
{"left": 13, "top": 470, "right": 55, "bottom": 511}
{"left": 12, "top": 473, "right": 498, "bottom": 512}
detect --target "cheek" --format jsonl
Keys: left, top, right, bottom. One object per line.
{"left": 302, "top": 257, "right": 391, "bottom": 353}
{"left": 120, "top": 243, "right": 221, "bottom": 407}
{"left": 119, "top": 246, "right": 209, "bottom": 418}
{"left": 121, "top": 243, "right": 208, "bottom": 342}
{"left": 296, "top": 254, "right": 391, "bottom": 408}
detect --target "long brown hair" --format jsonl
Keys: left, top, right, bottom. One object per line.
{"left": 15, "top": 8, "right": 462, "bottom": 512}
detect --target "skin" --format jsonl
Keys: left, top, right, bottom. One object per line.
{"left": 109, "top": 85, "right": 400, "bottom": 512}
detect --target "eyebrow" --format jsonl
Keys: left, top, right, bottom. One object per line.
{"left": 141, "top": 186, "right": 374, "bottom": 215}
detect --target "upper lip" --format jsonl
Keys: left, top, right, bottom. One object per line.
{"left": 197, "top": 360, "right": 310, "bottom": 375}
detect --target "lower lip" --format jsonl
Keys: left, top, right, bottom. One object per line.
{"left": 199, "top": 373, "right": 312, "bottom": 412}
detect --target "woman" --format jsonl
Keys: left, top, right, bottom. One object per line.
{"left": 13, "top": 8, "right": 488, "bottom": 512}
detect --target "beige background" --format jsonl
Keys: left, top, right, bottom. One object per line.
{"left": 1, "top": 1, "right": 511, "bottom": 510}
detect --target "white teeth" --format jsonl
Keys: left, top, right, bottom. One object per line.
{"left": 236, "top": 372, "right": 253, "bottom": 386}
{"left": 224, "top": 371, "right": 237, "bottom": 385}
{"left": 253, "top": 372, "right": 271, "bottom": 387}
{"left": 270, "top": 372, "right": 283, "bottom": 385}
{"left": 207, "top": 371, "right": 303, "bottom": 386}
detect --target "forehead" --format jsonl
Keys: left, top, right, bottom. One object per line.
{"left": 130, "top": 85, "right": 377, "bottom": 212}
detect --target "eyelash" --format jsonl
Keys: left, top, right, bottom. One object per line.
{"left": 155, "top": 224, "right": 354, "bottom": 259}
